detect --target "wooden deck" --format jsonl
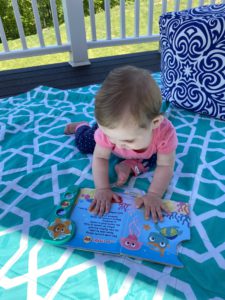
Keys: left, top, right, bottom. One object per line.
{"left": 0, "top": 51, "right": 161, "bottom": 98}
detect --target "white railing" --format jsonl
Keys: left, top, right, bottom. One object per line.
{"left": 0, "top": 0, "right": 71, "bottom": 62}
{"left": 0, "top": 0, "right": 224, "bottom": 67}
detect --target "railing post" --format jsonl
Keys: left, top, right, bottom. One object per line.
{"left": 62, "top": 0, "right": 90, "bottom": 67}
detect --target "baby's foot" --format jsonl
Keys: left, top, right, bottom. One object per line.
{"left": 64, "top": 122, "right": 89, "bottom": 135}
{"left": 115, "top": 161, "right": 132, "bottom": 186}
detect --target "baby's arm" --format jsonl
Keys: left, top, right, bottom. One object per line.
{"left": 90, "top": 144, "right": 121, "bottom": 215}
{"left": 136, "top": 151, "right": 175, "bottom": 222}
{"left": 92, "top": 144, "right": 111, "bottom": 189}
{"left": 148, "top": 151, "right": 175, "bottom": 196}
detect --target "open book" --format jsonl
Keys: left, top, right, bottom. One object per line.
{"left": 43, "top": 186, "right": 190, "bottom": 268}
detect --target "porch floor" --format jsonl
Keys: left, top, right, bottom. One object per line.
{"left": 0, "top": 50, "right": 161, "bottom": 98}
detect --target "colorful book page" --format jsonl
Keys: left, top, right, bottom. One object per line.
{"left": 65, "top": 188, "right": 190, "bottom": 267}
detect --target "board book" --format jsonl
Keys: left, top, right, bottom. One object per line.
{"left": 42, "top": 185, "right": 190, "bottom": 268}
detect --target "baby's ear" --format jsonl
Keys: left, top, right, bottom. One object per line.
{"left": 152, "top": 115, "right": 164, "bottom": 129}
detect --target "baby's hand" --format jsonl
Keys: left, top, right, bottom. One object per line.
{"left": 135, "top": 191, "right": 170, "bottom": 222}
{"left": 89, "top": 188, "right": 121, "bottom": 216}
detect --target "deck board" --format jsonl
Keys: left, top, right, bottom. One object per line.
{"left": 0, "top": 51, "right": 161, "bottom": 98}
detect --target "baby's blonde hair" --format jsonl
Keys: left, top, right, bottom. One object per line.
{"left": 95, "top": 65, "right": 162, "bottom": 128}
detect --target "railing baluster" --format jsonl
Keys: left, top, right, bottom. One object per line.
{"left": 89, "top": 0, "right": 97, "bottom": 41}
{"left": 148, "top": 0, "right": 154, "bottom": 36}
{"left": 12, "top": 0, "right": 27, "bottom": 50}
{"left": 120, "top": 0, "right": 126, "bottom": 39}
{"left": 187, "top": 0, "right": 193, "bottom": 9}
{"left": 50, "top": 0, "right": 62, "bottom": 45}
{"left": 174, "top": 0, "right": 180, "bottom": 11}
{"left": 210, "top": 0, "right": 216, "bottom": 4}
{"left": 162, "top": 0, "right": 167, "bottom": 14}
{"left": 31, "top": 0, "right": 45, "bottom": 47}
{"left": 198, "top": 0, "right": 204, "bottom": 6}
{"left": 134, "top": 0, "right": 140, "bottom": 37}
{"left": 0, "top": 17, "right": 9, "bottom": 52}
{"left": 104, "top": 0, "right": 111, "bottom": 40}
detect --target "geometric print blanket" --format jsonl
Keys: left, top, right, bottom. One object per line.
{"left": 0, "top": 73, "right": 225, "bottom": 299}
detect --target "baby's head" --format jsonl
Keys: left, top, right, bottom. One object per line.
{"left": 95, "top": 65, "right": 163, "bottom": 150}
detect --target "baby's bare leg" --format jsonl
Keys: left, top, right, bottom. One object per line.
{"left": 115, "top": 158, "right": 151, "bottom": 186}
{"left": 64, "top": 122, "right": 89, "bottom": 135}
{"left": 115, "top": 161, "right": 132, "bottom": 186}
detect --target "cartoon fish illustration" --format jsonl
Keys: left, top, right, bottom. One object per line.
{"left": 120, "top": 234, "right": 142, "bottom": 250}
{"left": 155, "top": 224, "right": 182, "bottom": 240}
{"left": 83, "top": 236, "right": 92, "bottom": 243}
{"left": 47, "top": 218, "right": 72, "bottom": 240}
{"left": 148, "top": 232, "right": 170, "bottom": 256}
{"left": 143, "top": 224, "right": 151, "bottom": 230}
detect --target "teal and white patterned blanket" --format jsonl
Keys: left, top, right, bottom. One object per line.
{"left": 0, "top": 73, "right": 225, "bottom": 299}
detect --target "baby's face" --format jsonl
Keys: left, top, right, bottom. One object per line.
{"left": 99, "top": 120, "right": 153, "bottom": 151}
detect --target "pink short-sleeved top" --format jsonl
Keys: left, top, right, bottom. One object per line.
{"left": 94, "top": 118, "right": 178, "bottom": 160}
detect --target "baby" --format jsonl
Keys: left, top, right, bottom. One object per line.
{"left": 65, "top": 66, "right": 177, "bottom": 222}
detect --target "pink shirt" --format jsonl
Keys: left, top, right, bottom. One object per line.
{"left": 94, "top": 118, "right": 178, "bottom": 159}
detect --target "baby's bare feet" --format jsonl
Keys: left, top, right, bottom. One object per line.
{"left": 115, "top": 161, "right": 132, "bottom": 186}
{"left": 64, "top": 122, "right": 88, "bottom": 135}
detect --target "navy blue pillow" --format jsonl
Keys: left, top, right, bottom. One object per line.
{"left": 159, "top": 4, "right": 225, "bottom": 120}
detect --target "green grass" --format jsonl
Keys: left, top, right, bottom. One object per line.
{"left": 0, "top": 0, "right": 214, "bottom": 70}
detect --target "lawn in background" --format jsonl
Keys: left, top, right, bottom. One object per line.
{"left": 0, "top": 0, "right": 210, "bottom": 70}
